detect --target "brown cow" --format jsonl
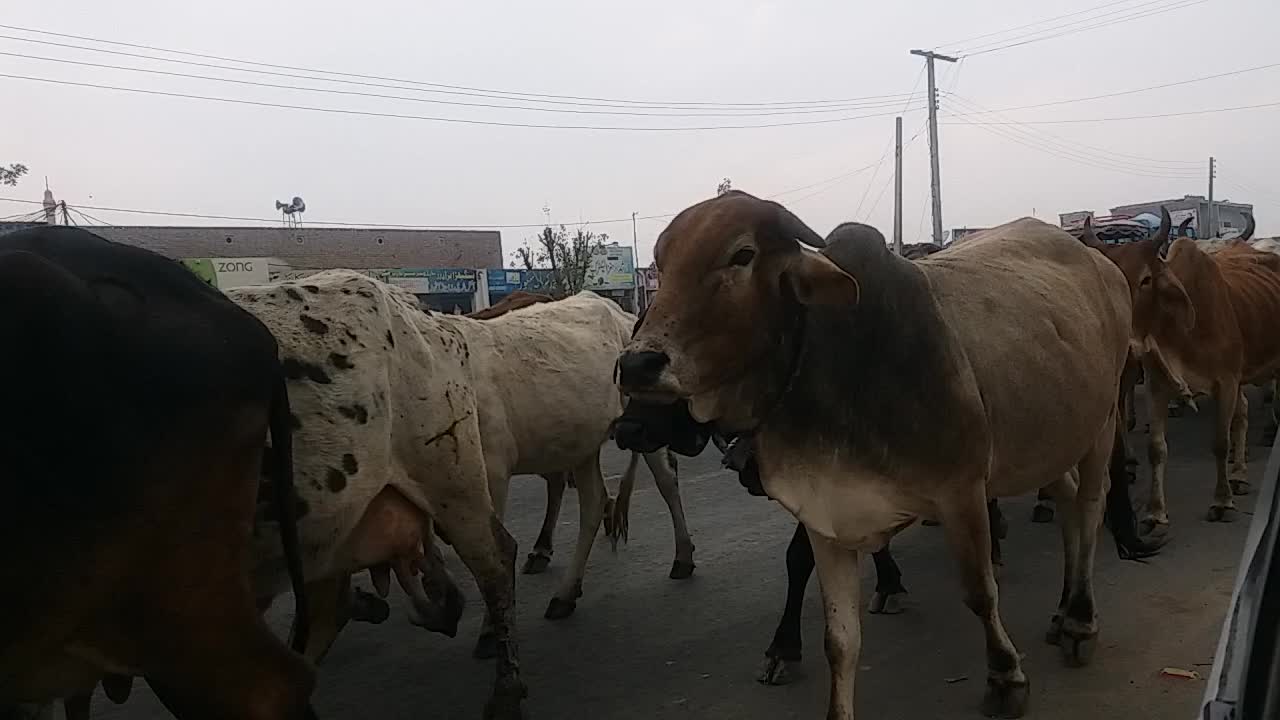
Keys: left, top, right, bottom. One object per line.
{"left": 1097, "top": 209, "right": 1280, "bottom": 529}
{"left": 467, "top": 290, "right": 556, "bottom": 320}
{"left": 618, "top": 191, "right": 1138, "bottom": 719}
{"left": 0, "top": 226, "right": 316, "bottom": 719}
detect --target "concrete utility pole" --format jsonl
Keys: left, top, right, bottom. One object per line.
{"left": 893, "top": 116, "right": 904, "bottom": 255}
{"left": 1208, "top": 156, "right": 1217, "bottom": 237}
{"left": 910, "top": 49, "right": 958, "bottom": 246}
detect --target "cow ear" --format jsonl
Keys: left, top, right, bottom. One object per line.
{"left": 1156, "top": 269, "right": 1195, "bottom": 331}
{"left": 783, "top": 250, "right": 860, "bottom": 306}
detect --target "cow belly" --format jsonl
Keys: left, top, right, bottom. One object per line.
{"left": 762, "top": 467, "right": 919, "bottom": 552}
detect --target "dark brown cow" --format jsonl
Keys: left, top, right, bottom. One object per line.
{"left": 1096, "top": 209, "right": 1280, "bottom": 528}
{"left": 617, "top": 191, "right": 1141, "bottom": 719}
{"left": 467, "top": 290, "right": 556, "bottom": 320}
{"left": 0, "top": 226, "right": 316, "bottom": 719}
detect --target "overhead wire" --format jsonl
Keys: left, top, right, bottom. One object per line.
{"left": 0, "top": 47, "right": 927, "bottom": 118}
{"left": 940, "top": 96, "right": 1280, "bottom": 125}
{"left": 0, "top": 26, "right": 918, "bottom": 111}
{"left": 0, "top": 72, "right": 929, "bottom": 132}
{"left": 933, "top": 0, "right": 1148, "bottom": 54}
{"left": 948, "top": 0, "right": 1209, "bottom": 58}
{"left": 944, "top": 91, "right": 1203, "bottom": 168}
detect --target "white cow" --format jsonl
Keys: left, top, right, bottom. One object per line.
{"left": 228, "top": 270, "right": 526, "bottom": 720}
{"left": 438, "top": 292, "right": 695, "bottom": 629}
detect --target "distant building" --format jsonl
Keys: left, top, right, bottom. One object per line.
{"left": 0, "top": 220, "right": 503, "bottom": 313}
{"left": 1110, "top": 195, "right": 1252, "bottom": 239}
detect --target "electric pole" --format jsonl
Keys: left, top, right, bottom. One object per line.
{"left": 893, "top": 116, "right": 904, "bottom": 255}
{"left": 632, "top": 211, "right": 641, "bottom": 312}
{"left": 910, "top": 49, "right": 958, "bottom": 246}
{"left": 1208, "top": 156, "right": 1216, "bottom": 238}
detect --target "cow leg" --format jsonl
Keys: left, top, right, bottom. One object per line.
{"left": 523, "top": 472, "right": 565, "bottom": 575}
{"left": 1208, "top": 380, "right": 1241, "bottom": 521}
{"left": 643, "top": 450, "right": 696, "bottom": 579}
{"left": 1030, "top": 487, "right": 1055, "bottom": 523}
{"left": 1142, "top": 361, "right": 1177, "bottom": 532}
{"left": 807, "top": 528, "right": 862, "bottom": 720}
{"left": 1057, "top": 412, "right": 1115, "bottom": 667}
{"left": 604, "top": 454, "right": 639, "bottom": 551}
{"left": 429, "top": 485, "right": 527, "bottom": 719}
{"left": 760, "top": 522, "right": 814, "bottom": 685}
{"left": 939, "top": 485, "right": 1029, "bottom": 719}
{"left": 288, "top": 575, "right": 350, "bottom": 665}
{"left": 63, "top": 694, "right": 91, "bottom": 720}
{"left": 545, "top": 454, "right": 607, "bottom": 620}
{"left": 869, "top": 544, "right": 907, "bottom": 613}
{"left": 415, "top": 522, "right": 466, "bottom": 639}
{"left": 1045, "top": 471, "right": 1079, "bottom": 646}
{"left": 1229, "top": 390, "right": 1251, "bottom": 495}
{"left": 988, "top": 499, "right": 1007, "bottom": 566}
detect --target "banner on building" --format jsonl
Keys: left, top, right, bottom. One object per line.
{"left": 584, "top": 245, "right": 636, "bottom": 290}
{"left": 371, "top": 268, "right": 477, "bottom": 294}
{"left": 181, "top": 257, "right": 271, "bottom": 288}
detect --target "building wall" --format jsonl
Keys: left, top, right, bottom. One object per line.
{"left": 5, "top": 224, "right": 503, "bottom": 269}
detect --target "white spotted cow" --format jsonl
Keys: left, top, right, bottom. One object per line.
{"left": 228, "top": 271, "right": 527, "bottom": 720}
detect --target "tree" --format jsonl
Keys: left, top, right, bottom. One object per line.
{"left": 717, "top": 177, "right": 732, "bottom": 196}
{"left": 1, "top": 163, "right": 28, "bottom": 187}
{"left": 513, "top": 224, "right": 607, "bottom": 297}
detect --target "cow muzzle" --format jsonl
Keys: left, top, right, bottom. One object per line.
{"left": 617, "top": 350, "right": 673, "bottom": 394}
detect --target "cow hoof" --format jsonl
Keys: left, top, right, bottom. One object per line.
{"left": 473, "top": 632, "right": 498, "bottom": 660}
{"left": 921, "top": 518, "right": 941, "bottom": 526}
{"left": 981, "top": 678, "right": 1030, "bottom": 719}
{"left": 1207, "top": 506, "right": 1237, "bottom": 523}
{"left": 669, "top": 559, "right": 696, "bottom": 580}
{"left": 1060, "top": 631, "right": 1098, "bottom": 667}
{"left": 544, "top": 596, "right": 577, "bottom": 620}
{"left": 522, "top": 552, "right": 551, "bottom": 575}
{"left": 757, "top": 656, "right": 797, "bottom": 686}
{"left": 1231, "top": 480, "right": 1252, "bottom": 496}
{"left": 1139, "top": 517, "right": 1169, "bottom": 536}
{"left": 1031, "top": 505, "right": 1055, "bottom": 523}
{"left": 350, "top": 588, "right": 392, "bottom": 625}
{"left": 103, "top": 674, "right": 134, "bottom": 704}
{"left": 868, "top": 592, "right": 905, "bottom": 615}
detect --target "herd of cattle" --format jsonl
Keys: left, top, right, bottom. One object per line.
{"left": 1, "top": 191, "right": 1275, "bottom": 720}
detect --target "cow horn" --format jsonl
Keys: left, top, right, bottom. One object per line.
{"left": 1178, "top": 216, "right": 1193, "bottom": 237}
{"left": 1241, "top": 213, "right": 1256, "bottom": 242}
{"left": 769, "top": 201, "right": 827, "bottom": 248}
{"left": 1080, "top": 216, "right": 1103, "bottom": 250}
{"left": 1148, "top": 206, "right": 1172, "bottom": 256}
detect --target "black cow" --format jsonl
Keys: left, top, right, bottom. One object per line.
{"left": 0, "top": 226, "right": 316, "bottom": 719}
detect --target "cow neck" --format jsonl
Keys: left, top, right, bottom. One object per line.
{"left": 731, "top": 299, "right": 808, "bottom": 441}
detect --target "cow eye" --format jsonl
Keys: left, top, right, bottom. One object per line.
{"left": 729, "top": 248, "right": 756, "bottom": 267}
{"left": 1140, "top": 275, "right": 1153, "bottom": 288}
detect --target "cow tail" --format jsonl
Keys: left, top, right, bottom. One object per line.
{"left": 1103, "top": 407, "right": 1166, "bottom": 561}
{"left": 269, "top": 370, "right": 311, "bottom": 653}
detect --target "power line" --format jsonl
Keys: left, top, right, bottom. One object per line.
{"left": 0, "top": 24, "right": 918, "bottom": 110}
{"left": 0, "top": 50, "right": 928, "bottom": 119}
{"left": 943, "top": 92, "right": 1202, "bottom": 169}
{"left": 934, "top": 0, "right": 1147, "bottom": 54}
{"left": 941, "top": 97, "right": 1280, "bottom": 125}
{"left": 945, "top": 61, "right": 1280, "bottom": 120}
{"left": 0, "top": 72, "right": 926, "bottom": 132}
{"left": 952, "top": 0, "right": 1209, "bottom": 57}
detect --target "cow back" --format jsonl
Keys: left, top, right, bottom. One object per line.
{"left": 1213, "top": 246, "right": 1280, "bottom": 382}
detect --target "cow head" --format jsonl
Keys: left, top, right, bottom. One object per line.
{"left": 617, "top": 190, "right": 859, "bottom": 430}
{"left": 1101, "top": 207, "right": 1196, "bottom": 343}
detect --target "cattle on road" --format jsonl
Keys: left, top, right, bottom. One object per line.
{"left": 1096, "top": 209, "right": 1280, "bottom": 530}
{"left": 617, "top": 191, "right": 1141, "bottom": 719}
{"left": 228, "top": 271, "right": 527, "bottom": 720}
{"left": 0, "top": 226, "right": 316, "bottom": 720}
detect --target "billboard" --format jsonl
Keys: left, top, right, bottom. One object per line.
{"left": 181, "top": 257, "right": 271, "bottom": 288}
{"left": 584, "top": 244, "right": 636, "bottom": 290}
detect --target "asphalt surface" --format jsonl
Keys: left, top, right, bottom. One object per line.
{"left": 87, "top": 388, "right": 1263, "bottom": 720}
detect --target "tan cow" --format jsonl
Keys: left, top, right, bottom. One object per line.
{"left": 1098, "top": 209, "right": 1280, "bottom": 529}
{"left": 617, "top": 191, "right": 1136, "bottom": 719}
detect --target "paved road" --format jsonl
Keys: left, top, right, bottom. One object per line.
{"left": 90, "top": 390, "right": 1262, "bottom": 720}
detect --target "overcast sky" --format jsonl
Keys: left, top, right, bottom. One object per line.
{"left": 3, "top": 0, "right": 1276, "bottom": 265}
